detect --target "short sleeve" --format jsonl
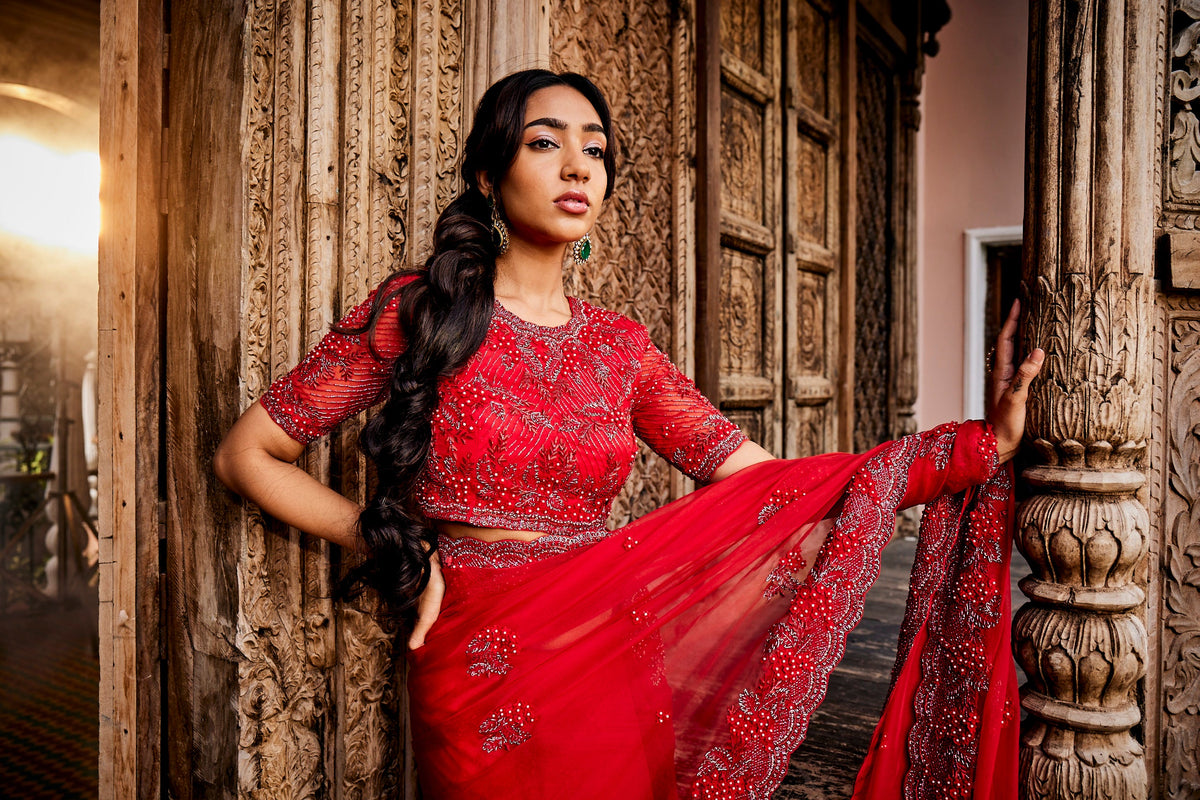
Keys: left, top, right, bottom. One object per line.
{"left": 259, "top": 287, "right": 406, "bottom": 444}
{"left": 630, "top": 343, "right": 747, "bottom": 481}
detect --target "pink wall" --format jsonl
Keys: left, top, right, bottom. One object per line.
{"left": 916, "top": 0, "right": 1028, "bottom": 428}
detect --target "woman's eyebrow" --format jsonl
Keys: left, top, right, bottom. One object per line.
{"left": 524, "top": 117, "right": 607, "bottom": 136}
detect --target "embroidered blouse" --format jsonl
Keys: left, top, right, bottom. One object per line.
{"left": 260, "top": 283, "right": 748, "bottom": 535}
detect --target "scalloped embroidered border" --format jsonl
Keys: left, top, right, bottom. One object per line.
{"left": 689, "top": 428, "right": 951, "bottom": 799}
{"left": 439, "top": 527, "right": 612, "bottom": 569}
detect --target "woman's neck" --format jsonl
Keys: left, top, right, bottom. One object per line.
{"left": 493, "top": 240, "right": 570, "bottom": 316}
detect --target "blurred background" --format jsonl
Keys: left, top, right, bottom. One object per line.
{"left": 0, "top": 1, "right": 101, "bottom": 798}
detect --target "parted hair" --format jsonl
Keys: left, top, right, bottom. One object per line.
{"left": 339, "top": 69, "right": 618, "bottom": 623}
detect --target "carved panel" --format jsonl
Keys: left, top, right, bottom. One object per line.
{"left": 1169, "top": 2, "right": 1200, "bottom": 207}
{"left": 1156, "top": 297, "right": 1200, "bottom": 798}
{"left": 794, "top": 133, "right": 828, "bottom": 246}
{"left": 718, "top": 1, "right": 782, "bottom": 455}
{"left": 792, "top": 0, "right": 830, "bottom": 117}
{"left": 336, "top": 1, "right": 413, "bottom": 798}
{"left": 783, "top": 0, "right": 838, "bottom": 460}
{"left": 435, "top": 0, "right": 464, "bottom": 215}
{"left": 789, "top": 405, "right": 825, "bottom": 459}
{"left": 725, "top": 408, "right": 764, "bottom": 445}
{"left": 720, "top": 87, "right": 766, "bottom": 224}
{"left": 853, "top": 45, "right": 893, "bottom": 453}
{"left": 240, "top": 0, "right": 329, "bottom": 795}
{"left": 386, "top": 0, "right": 413, "bottom": 268}
{"left": 720, "top": 0, "right": 764, "bottom": 73}
{"left": 550, "top": 0, "right": 677, "bottom": 521}
{"left": 795, "top": 269, "right": 826, "bottom": 375}
{"left": 720, "top": 249, "right": 765, "bottom": 376}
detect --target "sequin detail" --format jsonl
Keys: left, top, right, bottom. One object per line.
{"left": 466, "top": 627, "right": 521, "bottom": 678}
{"left": 479, "top": 702, "right": 536, "bottom": 753}
{"left": 629, "top": 591, "right": 667, "bottom": 687}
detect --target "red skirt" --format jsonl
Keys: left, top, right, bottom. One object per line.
{"left": 406, "top": 425, "right": 1018, "bottom": 799}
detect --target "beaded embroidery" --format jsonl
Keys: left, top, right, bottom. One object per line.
{"left": 466, "top": 627, "right": 521, "bottom": 678}
{"left": 439, "top": 529, "right": 613, "bottom": 570}
{"left": 902, "top": 464, "right": 1008, "bottom": 800}
{"left": 479, "top": 702, "right": 536, "bottom": 753}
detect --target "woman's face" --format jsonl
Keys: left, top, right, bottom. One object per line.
{"left": 488, "top": 85, "right": 609, "bottom": 249}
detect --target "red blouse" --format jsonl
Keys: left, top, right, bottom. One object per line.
{"left": 261, "top": 285, "right": 747, "bottom": 535}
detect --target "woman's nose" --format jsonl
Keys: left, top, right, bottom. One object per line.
{"left": 562, "top": 153, "right": 590, "bottom": 182}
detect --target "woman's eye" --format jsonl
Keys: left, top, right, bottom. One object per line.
{"left": 584, "top": 146, "right": 606, "bottom": 158}
{"left": 528, "top": 138, "right": 557, "bottom": 150}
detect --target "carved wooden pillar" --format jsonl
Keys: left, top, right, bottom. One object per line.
{"left": 1016, "top": 1, "right": 1157, "bottom": 798}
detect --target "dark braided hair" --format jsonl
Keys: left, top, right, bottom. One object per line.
{"left": 341, "top": 70, "right": 617, "bottom": 624}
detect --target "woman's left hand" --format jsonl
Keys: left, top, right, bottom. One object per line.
{"left": 987, "top": 299, "right": 1045, "bottom": 464}
{"left": 408, "top": 551, "right": 445, "bottom": 650}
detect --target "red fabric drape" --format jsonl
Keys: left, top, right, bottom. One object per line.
{"left": 406, "top": 423, "right": 1018, "bottom": 800}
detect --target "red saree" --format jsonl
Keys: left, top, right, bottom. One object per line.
{"left": 405, "top": 422, "right": 1018, "bottom": 799}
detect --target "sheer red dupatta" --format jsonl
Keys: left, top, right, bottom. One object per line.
{"left": 851, "top": 465, "right": 1019, "bottom": 800}
{"left": 406, "top": 422, "right": 1019, "bottom": 800}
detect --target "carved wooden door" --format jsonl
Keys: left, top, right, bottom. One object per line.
{"left": 724, "top": 0, "right": 921, "bottom": 459}
{"left": 783, "top": 0, "right": 841, "bottom": 457}
{"left": 717, "top": 0, "right": 785, "bottom": 453}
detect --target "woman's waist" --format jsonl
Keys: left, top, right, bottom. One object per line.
{"left": 437, "top": 520, "right": 550, "bottom": 543}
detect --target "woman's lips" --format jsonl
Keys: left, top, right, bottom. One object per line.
{"left": 554, "top": 192, "right": 590, "bottom": 214}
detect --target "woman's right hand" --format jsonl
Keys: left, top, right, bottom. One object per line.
{"left": 408, "top": 551, "right": 445, "bottom": 649}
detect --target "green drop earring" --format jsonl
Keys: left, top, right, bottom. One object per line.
{"left": 571, "top": 232, "right": 593, "bottom": 266}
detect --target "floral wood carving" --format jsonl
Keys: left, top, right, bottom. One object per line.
{"left": 1170, "top": 0, "right": 1200, "bottom": 205}
{"left": 1161, "top": 311, "right": 1200, "bottom": 797}
{"left": 720, "top": 249, "right": 765, "bottom": 376}
{"left": 1024, "top": 272, "right": 1152, "bottom": 468}
{"left": 238, "top": 1, "right": 457, "bottom": 798}
{"left": 436, "top": 0, "right": 463, "bottom": 215}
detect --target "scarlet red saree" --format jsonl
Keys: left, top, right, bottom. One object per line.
{"left": 406, "top": 422, "right": 1018, "bottom": 799}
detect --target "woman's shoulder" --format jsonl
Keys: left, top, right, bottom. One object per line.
{"left": 574, "top": 297, "right": 651, "bottom": 349}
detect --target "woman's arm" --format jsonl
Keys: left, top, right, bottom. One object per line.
{"left": 709, "top": 440, "right": 776, "bottom": 481}
{"left": 213, "top": 401, "right": 363, "bottom": 550}
{"left": 214, "top": 401, "right": 445, "bottom": 649}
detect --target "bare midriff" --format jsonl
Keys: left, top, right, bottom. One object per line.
{"left": 436, "top": 520, "right": 547, "bottom": 543}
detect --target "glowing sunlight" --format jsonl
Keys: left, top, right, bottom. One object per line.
{"left": 0, "top": 134, "right": 100, "bottom": 255}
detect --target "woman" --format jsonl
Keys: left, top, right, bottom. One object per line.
{"left": 215, "top": 70, "right": 1043, "bottom": 799}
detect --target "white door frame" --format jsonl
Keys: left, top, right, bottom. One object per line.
{"left": 963, "top": 226, "right": 1023, "bottom": 419}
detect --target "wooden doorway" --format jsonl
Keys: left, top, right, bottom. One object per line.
{"left": 710, "top": 0, "right": 930, "bottom": 460}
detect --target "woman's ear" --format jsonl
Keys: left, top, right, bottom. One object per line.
{"left": 476, "top": 171, "right": 493, "bottom": 198}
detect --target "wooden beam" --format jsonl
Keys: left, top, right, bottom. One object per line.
{"left": 694, "top": 0, "right": 721, "bottom": 401}
{"left": 837, "top": 2, "right": 857, "bottom": 450}
{"left": 98, "top": 0, "right": 164, "bottom": 798}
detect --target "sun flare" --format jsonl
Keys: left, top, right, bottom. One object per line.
{"left": 0, "top": 135, "right": 100, "bottom": 256}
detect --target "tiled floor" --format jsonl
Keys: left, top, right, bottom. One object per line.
{"left": 0, "top": 602, "right": 99, "bottom": 800}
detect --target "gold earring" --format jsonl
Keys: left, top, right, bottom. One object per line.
{"left": 489, "top": 194, "right": 509, "bottom": 255}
